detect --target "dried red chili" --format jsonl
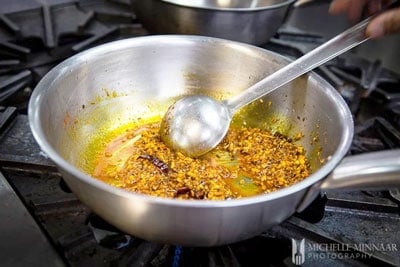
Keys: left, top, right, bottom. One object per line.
{"left": 175, "top": 186, "right": 191, "bottom": 197}
{"left": 139, "top": 154, "right": 169, "bottom": 174}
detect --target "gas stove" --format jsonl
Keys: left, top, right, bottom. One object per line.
{"left": 0, "top": 1, "right": 400, "bottom": 266}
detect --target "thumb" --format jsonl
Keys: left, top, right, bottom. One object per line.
{"left": 366, "top": 8, "right": 400, "bottom": 38}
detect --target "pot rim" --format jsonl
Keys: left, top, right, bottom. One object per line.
{"left": 158, "top": 0, "right": 296, "bottom": 12}
{"left": 28, "top": 35, "right": 354, "bottom": 209}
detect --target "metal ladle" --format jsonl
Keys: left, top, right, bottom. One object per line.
{"left": 160, "top": 16, "right": 373, "bottom": 157}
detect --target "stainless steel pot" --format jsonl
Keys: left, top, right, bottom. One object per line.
{"left": 28, "top": 35, "right": 400, "bottom": 247}
{"left": 130, "top": 0, "right": 296, "bottom": 45}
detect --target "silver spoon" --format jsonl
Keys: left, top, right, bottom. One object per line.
{"left": 160, "top": 17, "right": 373, "bottom": 157}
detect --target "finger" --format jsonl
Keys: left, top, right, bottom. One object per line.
{"left": 329, "top": 0, "right": 369, "bottom": 22}
{"left": 348, "top": 0, "right": 369, "bottom": 22}
{"left": 329, "top": 0, "right": 352, "bottom": 14}
{"left": 366, "top": 0, "right": 382, "bottom": 16}
{"left": 366, "top": 8, "right": 400, "bottom": 38}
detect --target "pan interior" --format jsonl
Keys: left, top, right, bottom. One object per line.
{"left": 34, "top": 36, "right": 352, "bottom": 198}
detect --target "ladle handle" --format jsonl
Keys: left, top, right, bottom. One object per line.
{"left": 225, "top": 16, "right": 371, "bottom": 111}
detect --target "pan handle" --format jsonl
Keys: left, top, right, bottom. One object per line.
{"left": 320, "top": 149, "right": 400, "bottom": 190}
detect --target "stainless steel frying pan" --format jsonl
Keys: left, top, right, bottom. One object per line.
{"left": 29, "top": 35, "right": 400, "bottom": 246}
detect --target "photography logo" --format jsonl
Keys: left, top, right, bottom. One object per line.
{"left": 292, "top": 238, "right": 305, "bottom": 265}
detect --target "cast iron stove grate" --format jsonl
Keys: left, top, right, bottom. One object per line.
{"left": 0, "top": 0, "right": 147, "bottom": 111}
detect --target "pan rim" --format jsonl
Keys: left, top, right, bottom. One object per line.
{"left": 159, "top": 0, "right": 296, "bottom": 12}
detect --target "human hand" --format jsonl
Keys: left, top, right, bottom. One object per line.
{"left": 329, "top": 0, "right": 400, "bottom": 38}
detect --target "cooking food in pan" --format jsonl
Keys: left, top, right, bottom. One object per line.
{"left": 88, "top": 120, "right": 310, "bottom": 200}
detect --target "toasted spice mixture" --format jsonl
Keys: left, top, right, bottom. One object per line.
{"left": 92, "top": 122, "right": 310, "bottom": 200}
